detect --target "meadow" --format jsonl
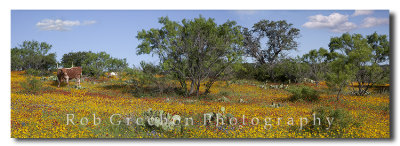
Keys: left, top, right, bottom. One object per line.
{"left": 11, "top": 71, "right": 390, "bottom": 138}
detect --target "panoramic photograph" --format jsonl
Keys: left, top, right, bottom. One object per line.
{"left": 10, "top": 10, "right": 390, "bottom": 138}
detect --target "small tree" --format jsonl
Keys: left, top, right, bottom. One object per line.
{"left": 326, "top": 55, "right": 355, "bottom": 101}
{"left": 302, "top": 48, "right": 331, "bottom": 86}
{"left": 329, "top": 32, "right": 389, "bottom": 96}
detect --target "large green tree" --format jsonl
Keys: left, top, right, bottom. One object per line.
{"left": 136, "top": 16, "right": 244, "bottom": 96}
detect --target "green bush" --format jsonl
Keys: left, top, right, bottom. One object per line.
{"left": 288, "top": 85, "right": 319, "bottom": 102}
{"left": 25, "top": 68, "right": 53, "bottom": 76}
{"left": 20, "top": 76, "right": 43, "bottom": 94}
{"left": 304, "top": 106, "right": 362, "bottom": 137}
{"left": 25, "top": 69, "right": 42, "bottom": 76}
{"left": 218, "top": 91, "right": 233, "bottom": 97}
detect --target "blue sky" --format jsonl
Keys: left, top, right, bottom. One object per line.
{"left": 11, "top": 10, "right": 389, "bottom": 67}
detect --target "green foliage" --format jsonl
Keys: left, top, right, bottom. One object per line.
{"left": 136, "top": 16, "right": 244, "bottom": 96}
{"left": 328, "top": 32, "right": 389, "bottom": 97}
{"left": 218, "top": 91, "right": 233, "bottom": 97}
{"left": 25, "top": 69, "right": 43, "bottom": 76}
{"left": 61, "top": 51, "right": 90, "bottom": 68}
{"left": 288, "top": 85, "right": 320, "bottom": 102}
{"left": 61, "top": 51, "right": 128, "bottom": 77}
{"left": 241, "top": 20, "right": 302, "bottom": 82}
{"left": 325, "top": 55, "right": 355, "bottom": 101}
{"left": 236, "top": 58, "right": 309, "bottom": 83}
{"left": 20, "top": 76, "right": 43, "bottom": 95}
{"left": 234, "top": 63, "right": 256, "bottom": 80}
{"left": 301, "top": 47, "right": 331, "bottom": 85}
{"left": 140, "top": 61, "right": 162, "bottom": 75}
{"left": 273, "top": 58, "right": 310, "bottom": 83}
{"left": 123, "top": 64, "right": 174, "bottom": 97}
{"left": 11, "top": 40, "right": 57, "bottom": 71}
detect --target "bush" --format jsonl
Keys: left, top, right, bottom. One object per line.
{"left": 304, "top": 106, "right": 362, "bottom": 137}
{"left": 25, "top": 69, "right": 42, "bottom": 76}
{"left": 288, "top": 85, "right": 319, "bottom": 102}
{"left": 25, "top": 68, "right": 53, "bottom": 76}
{"left": 20, "top": 76, "right": 43, "bottom": 94}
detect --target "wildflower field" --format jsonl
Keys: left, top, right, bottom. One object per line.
{"left": 10, "top": 71, "right": 390, "bottom": 138}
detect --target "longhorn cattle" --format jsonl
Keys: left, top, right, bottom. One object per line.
{"left": 57, "top": 67, "right": 82, "bottom": 87}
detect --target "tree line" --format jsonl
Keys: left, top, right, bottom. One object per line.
{"left": 11, "top": 40, "right": 128, "bottom": 77}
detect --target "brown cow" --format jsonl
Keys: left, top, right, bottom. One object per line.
{"left": 57, "top": 67, "right": 82, "bottom": 87}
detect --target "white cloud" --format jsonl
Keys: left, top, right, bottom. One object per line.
{"left": 360, "top": 17, "right": 389, "bottom": 28}
{"left": 352, "top": 10, "right": 374, "bottom": 16}
{"left": 302, "top": 13, "right": 357, "bottom": 33}
{"left": 36, "top": 19, "right": 96, "bottom": 31}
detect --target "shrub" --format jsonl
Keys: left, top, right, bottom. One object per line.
{"left": 305, "top": 106, "right": 362, "bottom": 137}
{"left": 20, "top": 76, "right": 43, "bottom": 94}
{"left": 288, "top": 85, "right": 319, "bottom": 102}
{"left": 25, "top": 69, "right": 42, "bottom": 76}
{"left": 25, "top": 68, "right": 53, "bottom": 76}
{"left": 218, "top": 91, "right": 233, "bottom": 97}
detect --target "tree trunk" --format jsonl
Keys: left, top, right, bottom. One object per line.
{"left": 196, "top": 80, "right": 201, "bottom": 97}
{"left": 336, "top": 87, "right": 342, "bottom": 101}
{"left": 189, "top": 80, "right": 195, "bottom": 95}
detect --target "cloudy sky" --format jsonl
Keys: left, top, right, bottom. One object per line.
{"left": 11, "top": 10, "right": 389, "bottom": 67}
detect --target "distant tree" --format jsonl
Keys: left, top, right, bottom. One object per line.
{"left": 243, "top": 20, "right": 300, "bottom": 65}
{"left": 61, "top": 51, "right": 90, "bottom": 68}
{"left": 136, "top": 16, "right": 244, "bottom": 96}
{"left": 329, "top": 32, "right": 389, "bottom": 96}
{"left": 275, "top": 57, "right": 310, "bottom": 83}
{"left": 61, "top": 51, "right": 128, "bottom": 77}
{"left": 302, "top": 47, "right": 333, "bottom": 86}
{"left": 107, "top": 58, "right": 129, "bottom": 72}
{"left": 11, "top": 48, "right": 25, "bottom": 70}
{"left": 11, "top": 40, "right": 56, "bottom": 72}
